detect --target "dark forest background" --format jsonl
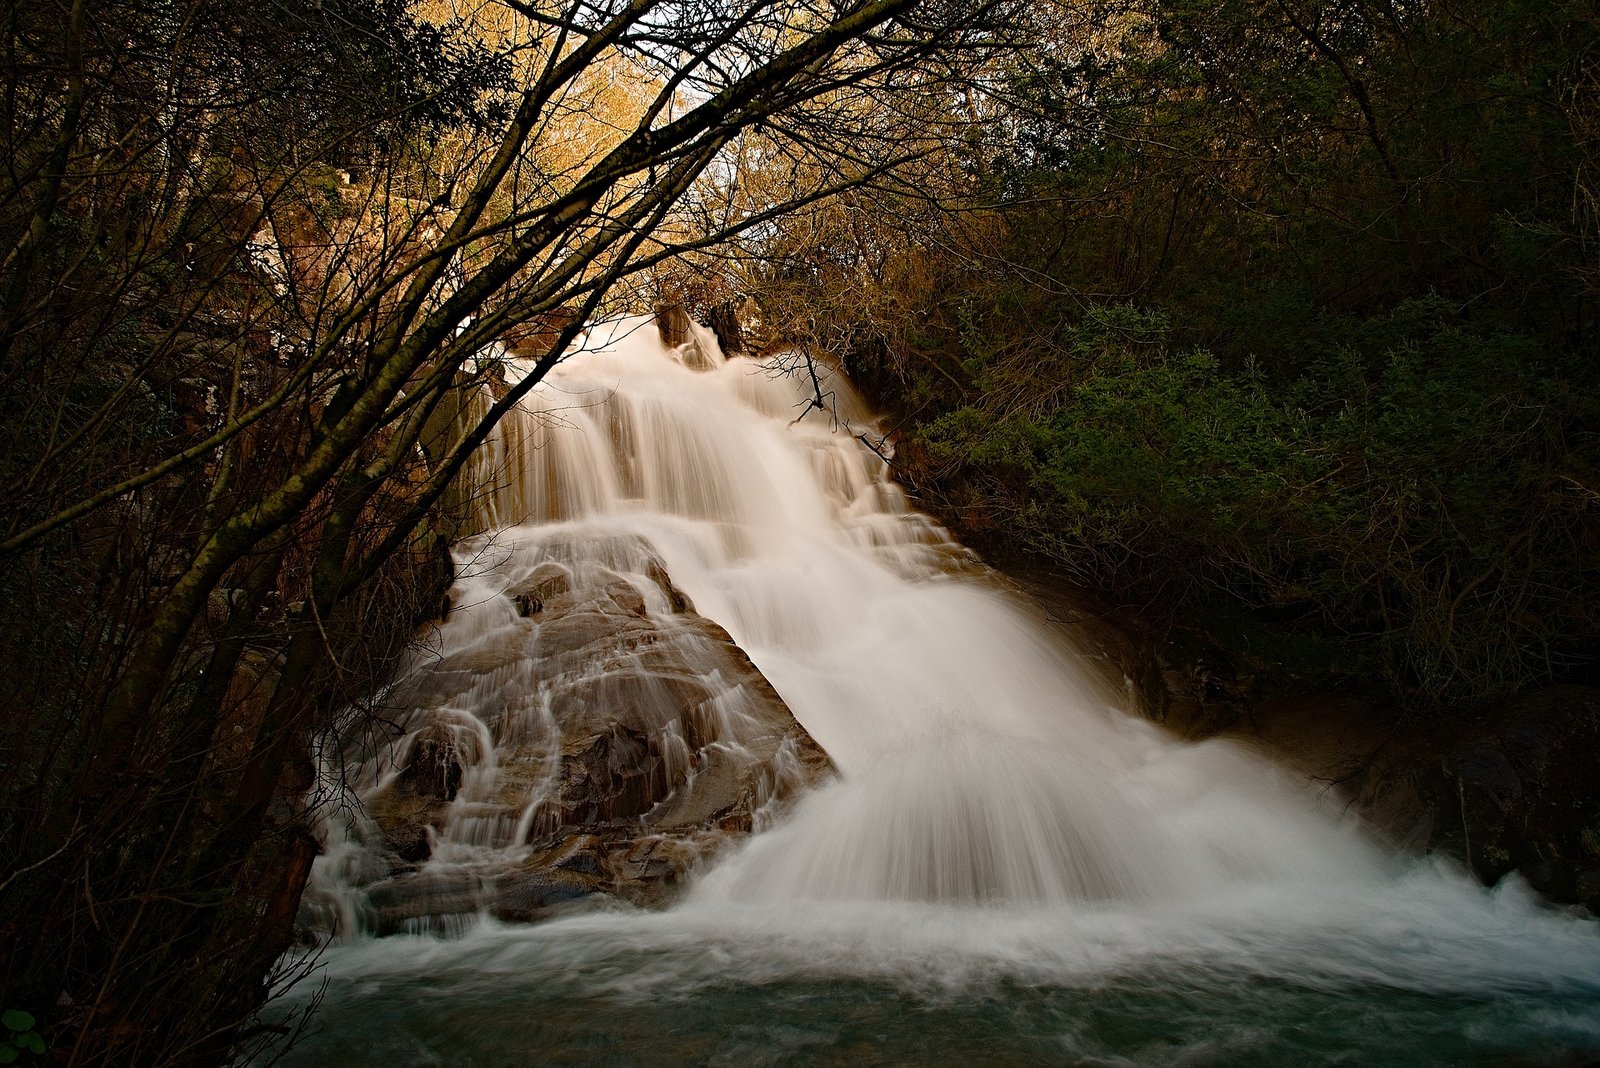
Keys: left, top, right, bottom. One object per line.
{"left": 752, "top": 0, "right": 1599, "bottom": 717}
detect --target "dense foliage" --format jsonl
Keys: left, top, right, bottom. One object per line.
{"left": 916, "top": 297, "right": 1596, "bottom": 709}
{"left": 770, "top": 0, "right": 1600, "bottom": 713}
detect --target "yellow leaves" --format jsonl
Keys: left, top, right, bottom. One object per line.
{"left": 531, "top": 59, "right": 673, "bottom": 186}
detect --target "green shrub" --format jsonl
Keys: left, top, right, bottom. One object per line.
{"left": 1, "top": 1010, "right": 45, "bottom": 1063}
{"left": 912, "top": 300, "right": 1598, "bottom": 712}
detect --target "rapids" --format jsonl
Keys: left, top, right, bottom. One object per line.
{"left": 272, "top": 317, "right": 1600, "bottom": 1066}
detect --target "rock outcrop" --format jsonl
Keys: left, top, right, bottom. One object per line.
{"left": 312, "top": 534, "right": 832, "bottom": 934}
{"left": 1226, "top": 684, "right": 1600, "bottom": 915}
{"left": 1385, "top": 686, "right": 1600, "bottom": 911}
{"left": 1008, "top": 568, "right": 1600, "bottom": 915}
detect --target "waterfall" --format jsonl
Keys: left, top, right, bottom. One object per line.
{"left": 283, "top": 315, "right": 1600, "bottom": 1067}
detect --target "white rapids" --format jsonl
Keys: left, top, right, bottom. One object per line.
{"left": 449, "top": 315, "right": 1384, "bottom": 905}
{"left": 280, "top": 315, "right": 1600, "bottom": 1068}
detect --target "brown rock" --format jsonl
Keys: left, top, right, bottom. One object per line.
{"left": 344, "top": 545, "right": 835, "bottom": 931}
{"left": 646, "top": 559, "right": 694, "bottom": 613}
{"left": 655, "top": 302, "right": 691, "bottom": 348}
{"left": 489, "top": 866, "right": 602, "bottom": 923}
{"left": 364, "top": 869, "right": 484, "bottom": 935}
{"left": 363, "top": 791, "right": 448, "bottom": 864}
{"left": 508, "top": 561, "right": 573, "bottom": 604}
{"left": 605, "top": 579, "right": 647, "bottom": 616}
{"left": 399, "top": 723, "right": 464, "bottom": 802}
{"left": 1422, "top": 686, "right": 1600, "bottom": 911}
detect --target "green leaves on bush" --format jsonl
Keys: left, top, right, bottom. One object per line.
{"left": 913, "top": 300, "right": 1598, "bottom": 711}
{"left": 1, "top": 1009, "right": 45, "bottom": 1062}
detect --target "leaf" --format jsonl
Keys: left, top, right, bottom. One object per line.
{"left": 20, "top": 1034, "right": 43, "bottom": 1055}
{"left": 0, "top": 1042, "right": 18, "bottom": 1064}
{"left": 0, "top": 1013, "right": 28, "bottom": 1035}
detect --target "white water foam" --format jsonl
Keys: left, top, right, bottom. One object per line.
{"left": 290, "top": 315, "right": 1600, "bottom": 1065}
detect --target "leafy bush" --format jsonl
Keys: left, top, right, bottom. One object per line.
{"left": 1, "top": 1010, "right": 45, "bottom": 1063}
{"left": 912, "top": 300, "right": 1599, "bottom": 712}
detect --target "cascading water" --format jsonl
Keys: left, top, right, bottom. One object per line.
{"left": 276, "top": 317, "right": 1600, "bottom": 1066}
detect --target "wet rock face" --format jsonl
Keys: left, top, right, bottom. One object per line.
{"left": 366, "top": 793, "right": 441, "bottom": 865}
{"left": 1006, "top": 568, "right": 1600, "bottom": 916}
{"left": 561, "top": 726, "right": 659, "bottom": 824}
{"left": 499, "top": 542, "right": 831, "bottom": 912}
{"left": 399, "top": 724, "right": 464, "bottom": 802}
{"left": 1417, "top": 686, "right": 1600, "bottom": 911}
{"left": 1244, "top": 682, "right": 1600, "bottom": 916}
{"left": 507, "top": 561, "right": 572, "bottom": 617}
{"left": 322, "top": 534, "right": 832, "bottom": 933}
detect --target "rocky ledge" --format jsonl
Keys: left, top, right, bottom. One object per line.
{"left": 1008, "top": 567, "right": 1600, "bottom": 916}
{"left": 1169, "top": 671, "right": 1600, "bottom": 914}
{"left": 304, "top": 534, "right": 832, "bottom": 935}
{"left": 1342, "top": 685, "right": 1600, "bottom": 912}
